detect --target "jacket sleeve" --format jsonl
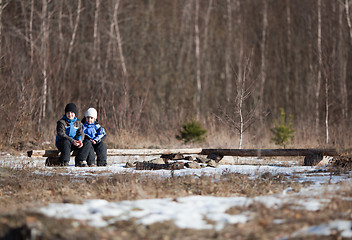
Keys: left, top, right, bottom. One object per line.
{"left": 76, "top": 121, "right": 85, "bottom": 141}
{"left": 56, "top": 120, "right": 74, "bottom": 143}
{"left": 93, "top": 125, "right": 106, "bottom": 143}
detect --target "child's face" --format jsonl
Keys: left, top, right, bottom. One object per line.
{"left": 86, "top": 116, "right": 96, "bottom": 124}
{"left": 66, "top": 111, "right": 75, "bottom": 120}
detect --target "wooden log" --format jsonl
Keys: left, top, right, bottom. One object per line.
{"left": 135, "top": 162, "right": 184, "bottom": 170}
{"left": 27, "top": 150, "right": 60, "bottom": 157}
{"left": 200, "top": 148, "right": 339, "bottom": 157}
{"left": 27, "top": 148, "right": 203, "bottom": 157}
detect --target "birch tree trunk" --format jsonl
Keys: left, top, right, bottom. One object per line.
{"left": 0, "top": 0, "right": 3, "bottom": 60}
{"left": 285, "top": 0, "right": 292, "bottom": 106}
{"left": 63, "top": 0, "right": 82, "bottom": 82}
{"left": 0, "top": 0, "right": 10, "bottom": 62}
{"left": 30, "top": 0, "right": 34, "bottom": 65}
{"left": 236, "top": 0, "right": 243, "bottom": 89}
{"left": 343, "top": 0, "right": 351, "bottom": 118}
{"left": 203, "top": 0, "right": 213, "bottom": 98}
{"left": 225, "top": 0, "right": 233, "bottom": 103}
{"left": 259, "top": 0, "right": 268, "bottom": 120}
{"left": 315, "top": 0, "right": 322, "bottom": 136}
{"left": 113, "top": 0, "right": 128, "bottom": 79}
{"left": 93, "top": 0, "right": 102, "bottom": 98}
{"left": 40, "top": 0, "right": 49, "bottom": 121}
{"left": 325, "top": 73, "right": 329, "bottom": 145}
{"left": 195, "top": 0, "right": 201, "bottom": 119}
{"left": 113, "top": 0, "right": 130, "bottom": 128}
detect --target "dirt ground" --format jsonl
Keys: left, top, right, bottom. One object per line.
{"left": 0, "top": 156, "right": 352, "bottom": 239}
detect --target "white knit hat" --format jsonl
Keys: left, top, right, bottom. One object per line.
{"left": 85, "top": 108, "right": 97, "bottom": 119}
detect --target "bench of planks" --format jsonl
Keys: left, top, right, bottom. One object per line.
{"left": 27, "top": 148, "right": 204, "bottom": 158}
{"left": 27, "top": 148, "right": 344, "bottom": 167}
{"left": 28, "top": 148, "right": 339, "bottom": 158}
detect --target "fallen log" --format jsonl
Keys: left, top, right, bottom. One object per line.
{"left": 200, "top": 148, "right": 339, "bottom": 157}
{"left": 135, "top": 161, "right": 184, "bottom": 170}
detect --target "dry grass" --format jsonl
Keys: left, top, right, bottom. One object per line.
{"left": 0, "top": 167, "right": 302, "bottom": 214}
{"left": 1, "top": 163, "right": 352, "bottom": 239}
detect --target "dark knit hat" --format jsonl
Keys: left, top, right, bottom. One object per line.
{"left": 65, "top": 103, "right": 78, "bottom": 115}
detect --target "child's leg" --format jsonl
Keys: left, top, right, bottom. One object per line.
{"left": 75, "top": 139, "right": 92, "bottom": 166}
{"left": 94, "top": 141, "right": 107, "bottom": 166}
{"left": 56, "top": 139, "right": 72, "bottom": 165}
{"left": 86, "top": 144, "right": 96, "bottom": 166}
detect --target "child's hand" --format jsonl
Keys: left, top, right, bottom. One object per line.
{"left": 90, "top": 139, "right": 96, "bottom": 145}
{"left": 74, "top": 140, "right": 83, "bottom": 148}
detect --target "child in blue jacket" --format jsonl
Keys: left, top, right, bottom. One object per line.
{"left": 56, "top": 103, "right": 91, "bottom": 167}
{"left": 82, "top": 108, "right": 107, "bottom": 166}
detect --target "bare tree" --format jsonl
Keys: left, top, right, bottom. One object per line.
{"left": 195, "top": 0, "right": 201, "bottom": 119}
{"left": 0, "top": 0, "right": 8, "bottom": 62}
{"left": 315, "top": 0, "right": 322, "bottom": 136}
{"left": 342, "top": 0, "right": 351, "bottom": 118}
{"left": 217, "top": 55, "right": 257, "bottom": 149}
{"left": 63, "top": 0, "right": 82, "bottom": 82}
{"left": 113, "top": 0, "right": 130, "bottom": 128}
{"left": 259, "top": 0, "right": 268, "bottom": 121}
{"left": 30, "top": 0, "right": 34, "bottom": 65}
{"left": 113, "top": 0, "right": 128, "bottom": 79}
{"left": 40, "top": 0, "right": 49, "bottom": 121}
{"left": 92, "top": 0, "right": 102, "bottom": 99}
{"left": 202, "top": 0, "right": 213, "bottom": 96}
{"left": 225, "top": 0, "right": 233, "bottom": 103}
{"left": 0, "top": 0, "right": 2, "bottom": 60}
{"left": 286, "top": 0, "right": 292, "bottom": 105}
{"left": 324, "top": 70, "right": 329, "bottom": 145}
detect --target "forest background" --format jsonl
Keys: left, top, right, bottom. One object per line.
{"left": 0, "top": 0, "right": 351, "bottom": 150}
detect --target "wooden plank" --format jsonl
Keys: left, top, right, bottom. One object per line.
{"left": 27, "top": 150, "right": 60, "bottom": 157}
{"left": 106, "top": 148, "right": 203, "bottom": 156}
{"left": 27, "top": 148, "right": 203, "bottom": 157}
{"left": 27, "top": 148, "right": 340, "bottom": 158}
{"left": 200, "top": 148, "right": 339, "bottom": 157}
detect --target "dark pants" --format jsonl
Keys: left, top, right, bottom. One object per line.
{"left": 85, "top": 140, "right": 107, "bottom": 166}
{"left": 56, "top": 139, "right": 91, "bottom": 165}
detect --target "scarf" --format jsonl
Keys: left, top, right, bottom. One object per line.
{"left": 63, "top": 116, "right": 77, "bottom": 138}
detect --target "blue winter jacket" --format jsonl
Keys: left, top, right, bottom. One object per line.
{"left": 82, "top": 121, "right": 106, "bottom": 143}
{"left": 56, "top": 116, "right": 84, "bottom": 145}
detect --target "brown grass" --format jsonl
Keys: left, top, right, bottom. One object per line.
{"left": 0, "top": 164, "right": 351, "bottom": 239}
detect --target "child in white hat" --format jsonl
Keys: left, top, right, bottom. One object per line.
{"left": 82, "top": 107, "right": 107, "bottom": 166}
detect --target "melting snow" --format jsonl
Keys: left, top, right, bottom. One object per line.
{"left": 1, "top": 154, "right": 352, "bottom": 237}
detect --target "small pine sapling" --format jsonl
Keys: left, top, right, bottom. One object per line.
{"left": 176, "top": 120, "right": 207, "bottom": 144}
{"left": 271, "top": 108, "right": 295, "bottom": 148}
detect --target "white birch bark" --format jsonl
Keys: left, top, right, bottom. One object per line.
{"left": 225, "top": 0, "right": 233, "bottom": 103}
{"left": 195, "top": 0, "right": 201, "bottom": 119}
{"left": 285, "top": 0, "right": 291, "bottom": 105}
{"left": 0, "top": 0, "right": 9, "bottom": 60}
{"left": 236, "top": 0, "right": 243, "bottom": 94}
{"left": 315, "top": 0, "right": 322, "bottom": 135}
{"left": 30, "top": 0, "right": 34, "bottom": 65}
{"left": 325, "top": 74, "right": 329, "bottom": 145}
{"left": 41, "top": 0, "right": 49, "bottom": 121}
{"left": 113, "top": 0, "right": 130, "bottom": 128}
{"left": 342, "top": 0, "right": 350, "bottom": 118}
{"left": 63, "top": 0, "right": 82, "bottom": 79}
{"left": 203, "top": 0, "right": 213, "bottom": 94}
{"left": 236, "top": 0, "right": 244, "bottom": 148}
{"left": 0, "top": 0, "right": 3, "bottom": 59}
{"left": 93, "top": 0, "right": 102, "bottom": 93}
{"left": 113, "top": 0, "right": 128, "bottom": 79}
{"left": 260, "top": 0, "right": 268, "bottom": 118}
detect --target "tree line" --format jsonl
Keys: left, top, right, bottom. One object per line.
{"left": 0, "top": 0, "right": 351, "bottom": 148}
